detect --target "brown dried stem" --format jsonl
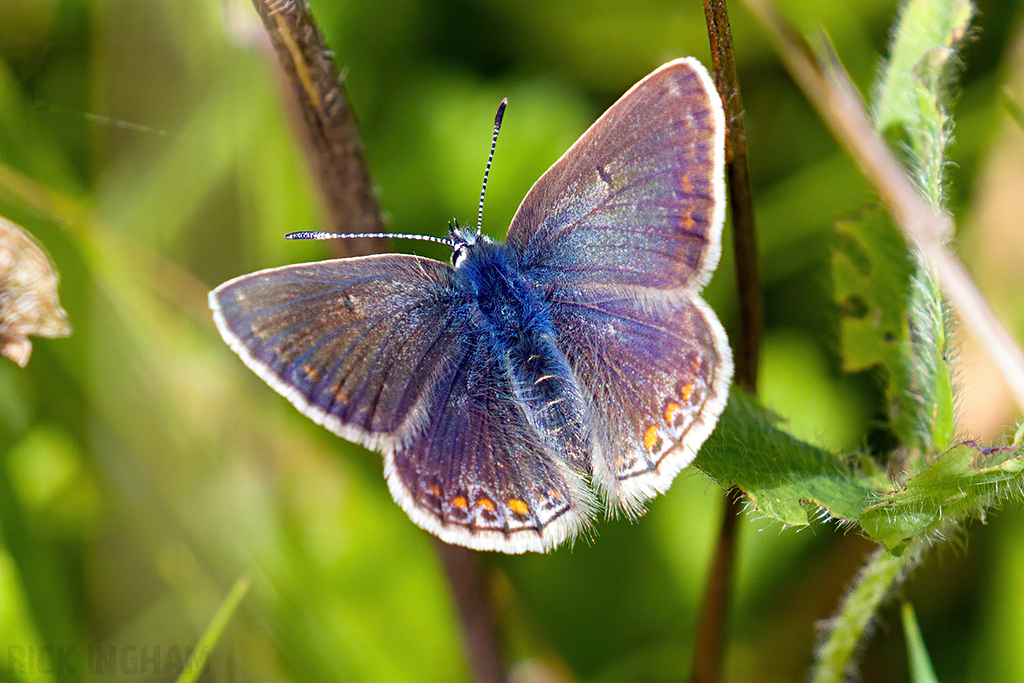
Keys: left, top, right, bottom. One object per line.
{"left": 693, "top": 2, "right": 763, "bottom": 682}
{"left": 250, "top": 0, "right": 384, "bottom": 257}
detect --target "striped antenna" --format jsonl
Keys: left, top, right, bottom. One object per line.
{"left": 286, "top": 230, "right": 454, "bottom": 246}
{"left": 477, "top": 98, "right": 507, "bottom": 237}
{"left": 288, "top": 99, "right": 508, "bottom": 248}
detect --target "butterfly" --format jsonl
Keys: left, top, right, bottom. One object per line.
{"left": 209, "top": 58, "right": 732, "bottom": 554}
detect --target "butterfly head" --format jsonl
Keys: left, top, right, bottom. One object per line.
{"left": 447, "top": 218, "right": 492, "bottom": 268}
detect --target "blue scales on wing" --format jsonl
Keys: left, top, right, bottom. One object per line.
{"left": 211, "top": 250, "right": 596, "bottom": 552}
{"left": 505, "top": 58, "right": 733, "bottom": 514}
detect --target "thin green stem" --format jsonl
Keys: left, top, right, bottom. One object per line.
{"left": 811, "top": 544, "right": 915, "bottom": 683}
{"left": 175, "top": 577, "right": 250, "bottom": 683}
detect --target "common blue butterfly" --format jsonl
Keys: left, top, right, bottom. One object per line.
{"left": 209, "top": 58, "right": 732, "bottom": 553}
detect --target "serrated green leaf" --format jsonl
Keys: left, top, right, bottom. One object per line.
{"left": 697, "top": 390, "right": 876, "bottom": 526}
{"left": 860, "top": 442, "right": 1024, "bottom": 548}
{"left": 830, "top": 209, "right": 955, "bottom": 454}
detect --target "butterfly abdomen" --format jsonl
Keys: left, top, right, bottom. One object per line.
{"left": 456, "top": 240, "right": 593, "bottom": 474}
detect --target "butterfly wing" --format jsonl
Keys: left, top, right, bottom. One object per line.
{"left": 210, "top": 255, "right": 465, "bottom": 447}
{"left": 385, "top": 330, "right": 595, "bottom": 553}
{"left": 549, "top": 288, "right": 731, "bottom": 512}
{"left": 210, "top": 254, "right": 594, "bottom": 552}
{"left": 506, "top": 57, "right": 732, "bottom": 512}
{"left": 506, "top": 57, "right": 726, "bottom": 291}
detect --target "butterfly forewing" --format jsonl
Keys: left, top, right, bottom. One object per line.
{"left": 507, "top": 58, "right": 726, "bottom": 292}
{"left": 210, "top": 255, "right": 467, "bottom": 445}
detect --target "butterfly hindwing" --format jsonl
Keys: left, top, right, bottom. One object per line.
{"left": 385, "top": 330, "right": 596, "bottom": 553}
{"left": 549, "top": 287, "right": 732, "bottom": 513}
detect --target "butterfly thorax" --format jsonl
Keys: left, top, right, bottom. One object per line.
{"left": 453, "top": 236, "right": 592, "bottom": 471}
{"left": 453, "top": 237, "right": 538, "bottom": 337}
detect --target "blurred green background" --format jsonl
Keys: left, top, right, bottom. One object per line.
{"left": 1, "top": 0, "right": 1023, "bottom": 681}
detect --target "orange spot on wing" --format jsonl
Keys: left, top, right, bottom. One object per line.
{"left": 477, "top": 498, "right": 496, "bottom": 512}
{"left": 451, "top": 496, "right": 468, "bottom": 509}
{"left": 507, "top": 499, "right": 529, "bottom": 516}
{"left": 426, "top": 484, "right": 441, "bottom": 497}
{"left": 682, "top": 208, "right": 695, "bottom": 230}
{"left": 680, "top": 383, "right": 694, "bottom": 402}
{"left": 681, "top": 174, "right": 693, "bottom": 194}
{"left": 644, "top": 425, "right": 660, "bottom": 453}
{"left": 665, "top": 402, "right": 682, "bottom": 423}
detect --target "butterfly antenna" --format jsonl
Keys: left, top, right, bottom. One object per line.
{"left": 476, "top": 97, "right": 507, "bottom": 238}
{"left": 286, "top": 230, "right": 454, "bottom": 246}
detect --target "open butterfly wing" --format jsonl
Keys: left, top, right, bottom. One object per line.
{"left": 506, "top": 58, "right": 726, "bottom": 291}
{"left": 549, "top": 289, "right": 731, "bottom": 512}
{"left": 211, "top": 254, "right": 593, "bottom": 552}
{"left": 210, "top": 255, "right": 468, "bottom": 449}
{"left": 507, "top": 58, "right": 732, "bottom": 512}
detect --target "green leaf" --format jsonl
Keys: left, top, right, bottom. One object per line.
{"left": 697, "top": 391, "right": 876, "bottom": 527}
{"left": 830, "top": 209, "right": 953, "bottom": 456}
{"left": 860, "top": 441, "right": 1024, "bottom": 548}
{"left": 832, "top": 209, "right": 913, "bottom": 374}
{"left": 700, "top": 392, "right": 1024, "bottom": 552}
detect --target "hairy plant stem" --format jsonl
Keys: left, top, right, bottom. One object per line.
{"left": 811, "top": 542, "right": 922, "bottom": 683}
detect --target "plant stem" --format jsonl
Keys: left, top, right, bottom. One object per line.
{"left": 693, "top": 2, "right": 763, "bottom": 682}
{"left": 175, "top": 577, "right": 250, "bottom": 683}
{"left": 691, "top": 489, "right": 743, "bottom": 683}
{"left": 435, "top": 540, "right": 507, "bottom": 683}
{"left": 250, "top": 0, "right": 385, "bottom": 257}
{"left": 704, "top": 0, "right": 763, "bottom": 393}
{"left": 811, "top": 545, "right": 910, "bottom": 683}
